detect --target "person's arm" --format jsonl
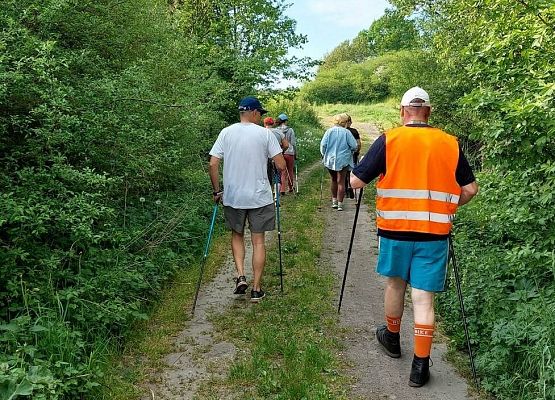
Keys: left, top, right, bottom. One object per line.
{"left": 290, "top": 129, "right": 297, "bottom": 155}
{"left": 455, "top": 145, "right": 478, "bottom": 206}
{"left": 459, "top": 181, "right": 478, "bottom": 206}
{"left": 209, "top": 156, "right": 222, "bottom": 203}
{"left": 350, "top": 174, "right": 366, "bottom": 189}
{"left": 320, "top": 131, "right": 328, "bottom": 156}
{"left": 272, "top": 153, "right": 286, "bottom": 171}
{"left": 350, "top": 135, "right": 386, "bottom": 189}
{"left": 356, "top": 139, "right": 362, "bottom": 153}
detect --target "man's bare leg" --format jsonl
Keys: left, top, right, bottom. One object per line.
{"left": 251, "top": 232, "right": 266, "bottom": 291}
{"left": 385, "top": 277, "right": 407, "bottom": 319}
{"left": 412, "top": 288, "right": 435, "bottom": 326}
{"left": 231, "top": 230, "right": 245, "bottom": 277}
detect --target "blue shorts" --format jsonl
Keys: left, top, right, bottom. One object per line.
{"left": 376, "top": 237, "right": 449, "bottom": 292}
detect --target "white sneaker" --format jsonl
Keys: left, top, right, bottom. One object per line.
{"left": 332, "top": 200, "right": 338, "bottom": 209}
{"left": 337, "top": 203, "right": 343, "bottom": 211}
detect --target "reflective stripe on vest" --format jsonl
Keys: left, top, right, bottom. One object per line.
{"left": 376, "top": 210, "right": 454, "bottom": 224}
{"left": 376, "top": 188, "right": 460, "bottom": 205}
{"left": 376, "top": 126, "right": 461, "bottom": 235}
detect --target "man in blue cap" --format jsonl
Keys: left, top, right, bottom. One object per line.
{"left": 209, "top": 96, "right": 286, "bottom": 302}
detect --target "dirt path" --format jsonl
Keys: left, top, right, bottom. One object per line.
{"left": 142, "top": 122, "right": 473, "bottom": 399}
{"left": 321, "top": 124, "right": 474, "bottom": 400}
{"left": 142, "top": 162, "right": 322, "bottom": 400}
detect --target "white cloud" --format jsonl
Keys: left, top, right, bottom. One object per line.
{"left": 306, "top": 0, "right": 390, "bottom": 29}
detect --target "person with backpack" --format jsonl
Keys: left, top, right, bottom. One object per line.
{"left": 264, "top": 116, "right": 289, "bottom": 184}
{"left": 276, "top": 114, "right": 296, "bottom": 195}
{"left": 344, "top": 114, "right": 361, "bottom": 200}
{"left": 320, "top": 113, "right": 358, "bottom": 211}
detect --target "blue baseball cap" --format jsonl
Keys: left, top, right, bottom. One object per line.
{"left": 238, "top": 96, "right": 268, "bottom": 115}
{"left": 278, "top": 113, "right": 288, "bottom": 121}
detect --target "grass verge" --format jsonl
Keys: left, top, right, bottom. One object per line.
{"left": 315, "top": 100, "right": 399, "bottom": 131}
{"left": 97, "top": 123, "right": 325, "bottom": 399}
{"left": 197, "top": 166, "right": 350, "bottom": 399}
{"left": 96, "top": 226, "right": 229, "bottom": 399}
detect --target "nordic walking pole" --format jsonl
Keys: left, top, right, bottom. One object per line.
{"left": 191, "top": 202, "right": 219, "bottom": 316}
{"left": 274, "top": 170, "right": 284, "bottom": 292}
{"left": 449, "top": 235, "right": 479, "bottom": 387}
{"left": 338, "top": 187, "right": 364, "bottom": 313}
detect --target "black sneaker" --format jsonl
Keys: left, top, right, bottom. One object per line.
{"left": 233, "top": 276, "right": 248, "bottom": 294}
{"left": 376, "top": 325, "right": 401, "bottom": 358}
{"left": 409, "top": 355, "right": 430, "bottom": 387}
{"left": 250, "top": 289, "right": 266, "bottom": 303}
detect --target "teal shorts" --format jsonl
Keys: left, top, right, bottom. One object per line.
{"left": 376, "top": 237, "right": 449, "bottom": 292}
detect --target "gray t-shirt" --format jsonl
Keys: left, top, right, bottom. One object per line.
{"left": 278, "top": 125, "right": 296, "bottom": 156}
{"left": 271, "top": 129, "right": 285, "bottom": 147}
{"left": 210, "top": 122, "right": 282, "bottom": 209}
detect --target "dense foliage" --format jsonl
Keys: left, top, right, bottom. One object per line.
{"left": 0, "top": 1, "right": 313, "bottom": 398}
{"left": 300, "top": 9, "right": 421, "bottom": 104}
{"left": 300, "top": 51, "right": 433, "bottom": 105}
{"left": 401, "top": 2, "right": 555, "bottom": 399}
{"left": 319, "top": 9, "right": 419, "bottom": 70}
{"left": 307, "top": 0, "right": 555, "bottom": 398}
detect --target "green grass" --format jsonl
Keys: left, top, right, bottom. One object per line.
{"left": 97, "top": 123, "right": 326, "bottom": 399}
{"left": 315, "top": 99, "right": 400, "bottom": 131}
{"left": 198, "top": 167, "right": 351, "bottom": 399}
{"left": 95, "top": 234, "right": 230, "bottom": 399}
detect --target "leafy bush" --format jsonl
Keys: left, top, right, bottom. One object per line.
{"left": 0, "top": 0, "right": 309, "bottom": 398}
{"left": 383, "top": 1, "right": 555, "bottom": 398}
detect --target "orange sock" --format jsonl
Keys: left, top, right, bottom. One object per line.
{"left": 414, "top": 323, "right": 434, "bottom": 358}
{"left": 386, "top": 315, "right": 401, "bottom": 333}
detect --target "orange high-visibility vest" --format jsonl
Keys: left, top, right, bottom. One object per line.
{"left": 376, "top": 125, "right": 461, "bottom": 235}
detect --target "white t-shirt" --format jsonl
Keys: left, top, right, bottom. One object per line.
{"left": 210, "top": 122, "right": 282, "bottom": 209}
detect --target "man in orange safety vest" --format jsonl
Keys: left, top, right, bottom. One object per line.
{"left": 350, "top": 87, "right": 478, "bottom": 387}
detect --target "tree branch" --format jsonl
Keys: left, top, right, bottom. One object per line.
{"left": 515, "top": 0, "right": 552, "bottom": 28}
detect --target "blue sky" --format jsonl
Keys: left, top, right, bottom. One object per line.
{"left": 285, "top": 0, "right": 392, "bottom": 60}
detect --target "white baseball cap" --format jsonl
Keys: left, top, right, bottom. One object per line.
{"left": 400, "top": 86, "right": 431, "bottom": 107}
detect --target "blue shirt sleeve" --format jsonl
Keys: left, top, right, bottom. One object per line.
{"left": 320, "top": 131, "right": 329, "bottom": 156}
{"left": 352, "top": 134, "right": 386, "bottom": 183}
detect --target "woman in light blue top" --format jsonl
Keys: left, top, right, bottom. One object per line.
{"left": 320, "top": 113, "right": 358, "bottom": 211}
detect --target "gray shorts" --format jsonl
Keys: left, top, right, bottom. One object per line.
{"left": 224, "top": 204, "right": 275, "bottom": 233}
